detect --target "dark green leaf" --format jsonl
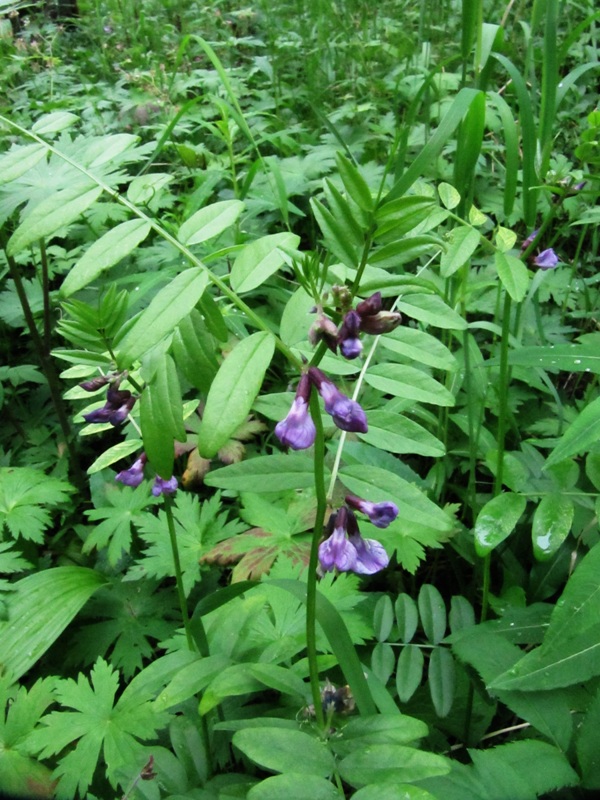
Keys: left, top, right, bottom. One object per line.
{"left": 395, "top": 594, "right": 419, "bottom": 643}
{"left": 474, "top": 493, "right": 527, "bottom": 557}
{"left": 532, "top": 494, "right": 574, "bottom": 561}
{"left": 418, "top": 584, "right": 446, "bottom": 644}
{"left": 233, "top": 728, "right": 334, "bottom": 776}
{"left": 396, "top": 645, "right": 424, "bottom": 703}
{"left": 428, "top": 648, "right": 455, "bottom": 717}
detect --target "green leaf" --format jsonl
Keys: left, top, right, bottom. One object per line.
{"left": 205, "top": 454, "right": 327, "bottom": 492}
{"left": 331, "top": 715, "right": 428, "bottom": 756}
{"left": 7, "top": 184, "right": 103, "bottom": 255}
{"left": 27, "top": 658, "right": 164, "bottom": 797}
{"left": 474, "top": 492, "right": 527, "bottom": 557}
{"left": 361, "top": 411, "right": 445, "bottom": 457}
{"left": 0, "top": 143, "right": 47, "bottom": 184}
{"left": 0, "top": 467, "right": 74, "bottom": 543}
{"left": 249, "top": 774, "right": 341, "bottom": 800}
{"left": 370, "top": 235, "right": 443, "bottom": 269}
{"left": 395, "top": 594, "right": 419, "bottom": 643}
{"left": 396, "top": 294, "right": 467, "bottom": 329}
{"left": 171, "top": 309, "right": 219, "bottom": 391}
{"left": 323, "top": 179, "right": 365, "bottom": 250}
{"left": 153, "top": 653, "right": 230, "bottom": 712}
{"left": 31, "top": 111, "right": 79, "bottom": 134}
{"left": 440, "top": 227, "right": 480, "bottom": 278}
{"left": 428, "top": 648, "right": 455, "bottom": 717}
{"left": 438, "top": 182, "right": 461, "bottom": 209}
{"left": 117, "top": 268, "right": 209, "bottom": 365}
{"left": 396, "top": 645, "right": 424, "bottom": 703}
{"left": 498, "top": 344, "right": 600, "bottom": 374}
{"left": 178, "top": 199, "right": 245, "bottom": 245}
{"left": 374, "top": 596, "right": 394, "bottom": 642}
{"left": 84, "top": 483, "right": 155, "bottom": 566}
{"left": 380, "top": 326, "right": 457, "bottom": 371}
{"left": 310, "top": 197, "right": 359, "bottom": 269}
{"left": 198, "top": 332, "right": 275, "bottom": 458}
{"left": 418, "top": 584, "right": 447, "bottom": 645}
{"left": 0, "top": 568, "right": 106, "bottom": 681}
{"left": 61, "top": 219, "right": 151, "bottom": 297}
{"left": 352, "top": 785, "right": 437, "bottom": 800}
{"left": 495, "top": 252, "right": 529, "bottom": 302}
{"left": 490, "top": 541, "right": 600, "bottom": 691}
{"left": 338, "top": 744, "right": 450, "bottom": 788}
{"left": 233, "top": 728, "right": 335, "bottom": 777}
{"left": 87, "top": 439, "right": 144, "bottom": 475}
{"left": 532, "top": 494, "right": 574, "bottom": 561}
{"left": 576, "top": 689, "right": 600, "bottom": 788}
{"left": 336, "top": 153, "right": 373, "bottom": 211}
{"left": 231, "top": 232, "right": 300, "bottom": 293}
{"left": 140, "top": 352, "right": 186, "bottom": 478}
{"left": 365, "top": 364, "right": 455, "bottom": 407}
{"left": 545, "top": 396, "right": 600, "bottom": 467}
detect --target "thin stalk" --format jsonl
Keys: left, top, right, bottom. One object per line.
{"left": 0, "top": 116, "right": 303, "bottom": 372}
{"left": 494, "top": 291, "right": 512, "bottom": 495}
{"left": 39, "top": 239, "right": 53, "bottom": 352}
{"left": 163, "top": 495, "right": 195, "bottom": 652}
{"left": 306, "top": 390, "right": 327, "bottom": 732}
{"left": 4, "top": 248, "right": 87, "bottom": 494}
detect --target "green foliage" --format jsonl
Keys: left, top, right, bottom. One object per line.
{"left": 0, "top": 467, "right": 74, "bottom": 542}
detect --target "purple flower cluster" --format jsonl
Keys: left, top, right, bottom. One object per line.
{"left": 310, "top": 291, "right": 402, "bottom": 361}
{"left": 115, "top": 452, "right": 177, "bottom": 497}
{"left": 83, "top": 385, "right": 136, "bottom": 426}
{"left": 275, "top": 367, "right": 368, "bottom": 450}
{"left": 319, "top": 497, "right": 398, "bottom": 575}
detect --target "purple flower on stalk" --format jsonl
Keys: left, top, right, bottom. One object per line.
{"left": 83, "top": 386, "right": 136, "bottom": 426}
{"left": 534, "top": 248, "right": 559, "bottom": 270}
{"left": 337, "top": 310, "right": 363, "bottom": 360}
{"left": 308, "top": 367, "right": 368, "bottom": 433}
{"left": 319, "top": 507, "right": 358, "bottom": 573}
{"left": 345, "top": 494, "right": 399, "bottom": 528}
{"left": 319, "top": 506, "right": 389, "bottom": 575}
{"left": 521, "top": 229, "right": 539, "bottom": 251}
{"left": 308, "top": 312, "right": 339, "bottom": 354}
{"left": 152, "top": 475, "right": 178, "bottom": 497}
{"left": 275, "top": 373, "right": 316, "bottom": 450}
{"left": 115, "top": 454, "right": 147, "bottom": 488}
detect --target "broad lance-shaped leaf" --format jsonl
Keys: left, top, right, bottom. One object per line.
{"left": 545, "top": 395, "right": 600, "bottom": 467}
{"left": 198, "top": 332, "right": 275, "bottom": 459}
{"left": 474, "top": 492, "right": 527, "bottom": 557}
{"left": 61, "top": 219, "right": 151, "bottom": 297}
{"left": 178, "top": 199, "right": 245, "bottom": 245}
{"left": 230, "top": 232, "right": 300, "bottom": 294}
{"left": 205, "top": 453, "right": 330, "bottom": 492}
{"left": 495, "top": 251, "right": 529, "bottom": 302}
{"left": 0, "top": 567, "right": 106, "bottom": 681}
{"left": 117, "top": 268, "right": 209, "bottom": 365}
{"left": 365, "top": 364, "right": 455, "bottom": 407}
{"left": 490, "top": 540, "right": 600, "bottom": 691}
{"left": 532, "top": 494, "right": 574, "bottom": 561}
{"left": 140, "top": 353, "right": 185, "bottom": 479}
{"left": 7, "top": 184, "right": 103, "bottom": 255}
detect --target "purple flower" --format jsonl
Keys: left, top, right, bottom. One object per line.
{"left": 319, "top": 506, "right": 389, "bottom": 575}
{"left": 521, "top": 229, "right": 539, "bottom": 251}
{"left": 275, "top": 374, "right": 316, "bottom": 450}
{"left": 348, "top": 531, "right": 390, "bottom": 574}
{"left": 152, "top": 475, "right": 178, "bottom": 496}
{"left": 83, "top": 386, "right": 136, "bottom": 426}
{"left": 319, "top": 507, "right": 358, "bottom": 573}
{"left": 534, "top": 248, "right": 559, "bottom": 270}
{"left": 115, "top": 455, "right": 147, "bottom": 487}
{"left": 308, "top": 368, "right": 368, "bottom": 433}
{"left": 337, "top": 311, "right": 363, "bottom": 360}
{"left": 355, "top": 292, "right": 382, "bottom": 317}
{"left": 308, "top": 312, "right": 339, "bottom": 354}
{"left": 345, "top": 494, "right": 398, "bottom": 528}
{"left": 79, "top": 375, "right": 111, "bottom": 392}
{"left": 358, "top": 310, "right": 402, "bottom": 335}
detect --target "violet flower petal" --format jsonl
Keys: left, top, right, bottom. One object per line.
{"left": 349, "top": 534, "right": 390, "bottom": 574}
{"left": 115, "top": 456, "right": 146, "bottom": 488}
{"left": 534, "top": 248, "right": 559, "bottom": 270}
{"left": 275, "top": 396, "right": 316, "bottom": 450}
{"left": 152, "top": 476, "right": 178, "bottom": 496}
{"left": 346, "top": 495, "right": 398, "bottom": 528}
{"left": 319, "top": 524, "right": 358, "bottom": 573}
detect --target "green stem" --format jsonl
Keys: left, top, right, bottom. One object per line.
{"left": 494, "top": 291, "right": 512, "bottom": 495}
{"left": 306, "top": 390, "right": 327, "bottom": 731}
{"left": 39, "top": 239, "right": 53, "bottom": 352}
{"left": 4, "top": 248, "right": 87, "bottom": 494}
{"left": 0, "top": 116, "right": 303, "bottom": 372}
{"left": 163, "top": 495, "right": 195, "bottom": 651}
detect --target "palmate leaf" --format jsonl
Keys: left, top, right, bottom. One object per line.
{"left": 68, "top": 579, "right": 179, "bottom": 679}
{"left": 27, "top": 658, "right": 166, "bottom": 799}
{"left": 84, "top": 483, "right": 155, "bottom": 567}
{"left": 133, "top": 492, "right": 244, "bottom": 595}
{"left": 0, "top": 675, "right": 56, "bottom": 800}
{"left": 0, "top": 467, "right": 74, "bottom": 543}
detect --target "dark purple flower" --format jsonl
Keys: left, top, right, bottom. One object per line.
{"left": 319, "top": 507, "right": 358, "bottom": 573}
{"left": 358, "top": 310, "right": 402, "bottom": 335}
{"left": 152, "top": 475, "right": 178, "bottom": 496}
{"left": 308, "top": 368, "right": 368, "bottom": 433}
{"left": 355, "top": 292, "right": 382, "bottom": 317}
{"left": 534, "top": 248, "right": 559, "bottom": 270}
{"left": 79, "top": 375, "right": 111, "bottom": 392}
{"left": 275, "top": 374, "right": 316, "bottom": 450}
{"left": 115, "top": 454, "right": 147, "bottom": 487}
{"left": 345, "top": 494, "right": 399, "bottom": 528}
{"left": 83, "top": 385, "right": 136, "bottom": 426}
{"left": 337, "top": 311, "right": 363, "bottom": 360}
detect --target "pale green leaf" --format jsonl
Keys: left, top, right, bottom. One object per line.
{"left": 178, "top": 199, "right": 245, "bottom": 245}
{"left": 231, "top": 233, "right": 300, "bottom": 293}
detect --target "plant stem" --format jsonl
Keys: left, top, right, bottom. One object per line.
{"left": 4, "top": 248, "right": 87, "bottom": 494}
{"left": 39, "top": 239, "right": 53, "bottom": 352}
{"left": 306, "top": 390, "right": 327, "bottom": 731}
{"left": 494, "top": 291, "right": 512, "bottom": 495}
{"left": 163, "top": 495, "right": 195, "bottom": 651}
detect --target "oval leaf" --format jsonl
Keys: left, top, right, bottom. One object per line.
{"left": 231, "top": 233, "right": 300, "bottom": 293}
{"left": 395, "top": 594, "right": 419, "bottom": 643}
{"left": 61, "top": 219, "right": 151, "bottom": 297}
{"left": 198, "top": 332, "right": 275, "bottom": 458}
{"left": 532, "top": 494, "right": 574, "bottom": 561}
{"left": 248, "top": 774, "right": 341, "bottom": 800}
{"left": 396, "top": 645, "right": 424, "bottom": 703}
{"left": 233, "top": 728, "right": 334, "bottom": 777}
{"left": 428, "top": 647, "right": 455, "bottom": 717}
{"left": 178, "top": 199, "right": 245, "bottom": 245}
{"left": 418, "top": 584, "right": 447, "bottom": 645}
{"left": 495, "top": 251, "right": 529, "bottom": 302}
{"left": 474, "top": 492, "right": 527, "bottom": 556}
{"left": 204, "top": 454, "right": 328, "bottom": 492}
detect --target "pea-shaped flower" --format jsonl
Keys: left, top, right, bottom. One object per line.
{"left": 275, "top": 373, "right": 316, "bottom": 450}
